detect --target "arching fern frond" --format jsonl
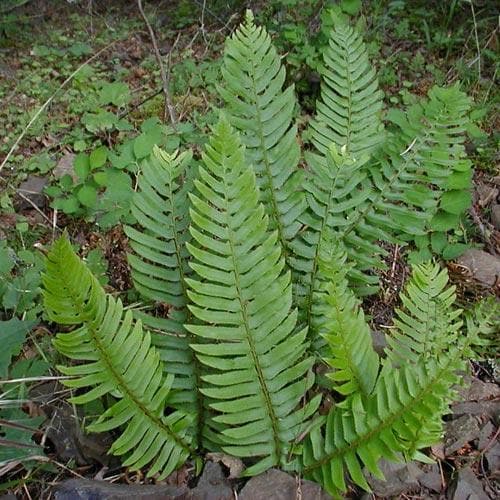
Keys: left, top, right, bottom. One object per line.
{"left": 186, "top": 118, "right": 320, "bottom": 475}
{"left": 302, "top": 350, "right": 468, "bottom": 496}
{"left": 313, "top": 245, "right": 379, "bottom": 394}
{"left": 42, "top": 236, "right": 194, "bottom": 479}
{"left": 124, "top": 147, "right": 205, "bottom": 440}
{"left": 310, "top": 16, "right": 384, "bottom": 156}
{"left": 219, "top": 10, "right": 306, "bottom": 256}
{"left": 301, "top": 262, "right": 477, "bottom": 496}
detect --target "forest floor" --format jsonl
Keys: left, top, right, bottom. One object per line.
{"left": 0, "top": 1, "right": 498, "bottom": 498}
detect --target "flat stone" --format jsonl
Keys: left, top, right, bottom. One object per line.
{"left": 456, "top": 249, "right": 500, "bottom": 287}
{"left": 239, "top": 469, "right": 331, "bottom": 500}
{"left": 53, "top": 479, "right": 189, "bottom": 500}
{"left": 452, "top": 401, "right": 500, "bottom": 424}
{"left": 447, "top": 466, "right": 488, "bottom": 500}
{"left": 366, "top": 460, "right": 423, "bottom": 497}
{"left": 418, "top": 464, "right": 442, "bottom": 493}
{"left": 53, "top": 152, "right": 76, "bottom": 180}
{"left": 191, "top": 461, "right": 233, "bottom": 500}
{"left": 492, "top": 204, "right": 500, "bottom": 230}
{"left": 15, "top": 175, "right": 48, "bottom": 209}
{"left": 467, "top": 377, "right": 500, "bottom": 401}
{"left": 485, "top": 442, "right": 500, "bottom": 477}
{"left": 444, "top": 415, "right": 481, "bottom": 455}
{"left": 478, "top": 421, "right": 495, "bottom": 450}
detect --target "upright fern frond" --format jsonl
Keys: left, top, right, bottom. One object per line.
{"left": 301, "top": 263, "right": 476, "bottom": 496}
{"left": 313, "top": 246, "right": 379, "bottom": 395}
{"left": 385, "top": 263, "right": 462, "bottom": 367}
{"left": 219, "top": 10, "right": 306, "bottom": 255}
{"left": 42, "top": 236, "right": 194, "bottom": 479}
{"left": 310, "top": 17, "right": 384, "bottom": 156}
{"left": 124, "top": 147, "right": 205, "bottom": 444}
{"left": 186, "top": 119, "right": 320, "bottom": 475}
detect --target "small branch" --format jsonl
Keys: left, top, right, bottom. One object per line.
{"left": 137, "top": 0, "right": 177, "bottom": 127}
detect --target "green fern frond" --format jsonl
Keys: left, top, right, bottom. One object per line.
{"left": 42, "top": 236, "right": 194, "bottom": 478}
{"left": 219, "top": 10, "right": 306, "bottom": 255}
{"left": 385, "top": 263, "right": 462, "bottom": 367}
{"left": 125, "top": 147, "right": 192, "bottom": 310}
{"left": 301, "top": 263, "right": 475, "bottom": 495}
{"left": 314, "top": 245, "right": 379, "bottom": 395}
{"left": 387, "top": 84, "right": 472, "bottom": 238}
{"left": 310, "top": 17, "right": 384, "bottom": 156}
{"left": 302, "top": 349, "right": 467, "bottom": 495}
{"left": 186, "top": 118, "right": 320, "bottom": 475}
{"left": 124, "top": 146, "right": 205, "bottom": 444}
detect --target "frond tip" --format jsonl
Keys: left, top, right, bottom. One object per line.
{"left": 42, "top": 235, "right": 194, "bottom": 479}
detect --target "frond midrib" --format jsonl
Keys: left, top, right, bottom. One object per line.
{"left": 222, "top": 165, "right": 283, "bottom": 461}
{"left": 247, "top": 46, "right": 289, "bottom": 260}
{"left": 304, "top": 167, "right": 342, "bottom": 335}
{"left": 62, "top": 267, "right": 194, "bottom": 456}
{"left": 165, "top": 171, "right": 205, "bottom": 445}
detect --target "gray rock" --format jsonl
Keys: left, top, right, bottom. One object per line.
{"left": 452, "top": 401, "right": 500, "bottom": 425}
{"left": 457, "top": 249, "right": 500, "bottom": 287}
{"left": 492, "top": 204, "right": 500, "bottom": 230}
{"left": 239, "top": 469, "right": 331, "bottom": 500}
{"left": 447, "top": 466, "right": 488, "bottom": 500}
{"left": 418, "top": 464, "right": 442, "bottom": 493}
{"left": 466, "top": 377, "right": 500, "bottom": 401}
{"left": 15, "top": 176, "right": 48, "bottom": 209}
{"left": 366, "top": 459, "right": 423, "bottom": 497}
{"left": 478, "top": 421, "right": 495, "bottom": 450}
{"left": 444, "top": 415, "right": 481, "bottom": 455}
{"left": 485, "top": 442, "right": 500, "bottom": 477}
{"left": 53, "top": 478, "right": 189, "bottom": 500}
{"left": 191, "top": 461, "right": 233, "bottom": 500}
{"left": 53, "top": 152, "right": 76, "bottom": 180}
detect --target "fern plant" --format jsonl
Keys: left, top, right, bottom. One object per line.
{"left": 41, "top": 10, "right": 485, "bottom": 498}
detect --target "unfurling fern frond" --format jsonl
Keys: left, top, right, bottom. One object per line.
{"left": 124, "top": 147, "right": 205, "bottom": 440}
{"left": 43, "top": 236, "right": 194, "bottom": 478}
{"left": 313, "top": 245, "right": 379, "bottom": 394}
{"left": 219, "top": 10, "right": 306, "bottom": 256}
{"left": 310, "top": 16, "right": 384, "bottom": 156}
{"left": 301, "top": 262, "right": 476, "bottom": 496}
{"left": 186, "top": 118, "right": 320, "bottom": 475}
